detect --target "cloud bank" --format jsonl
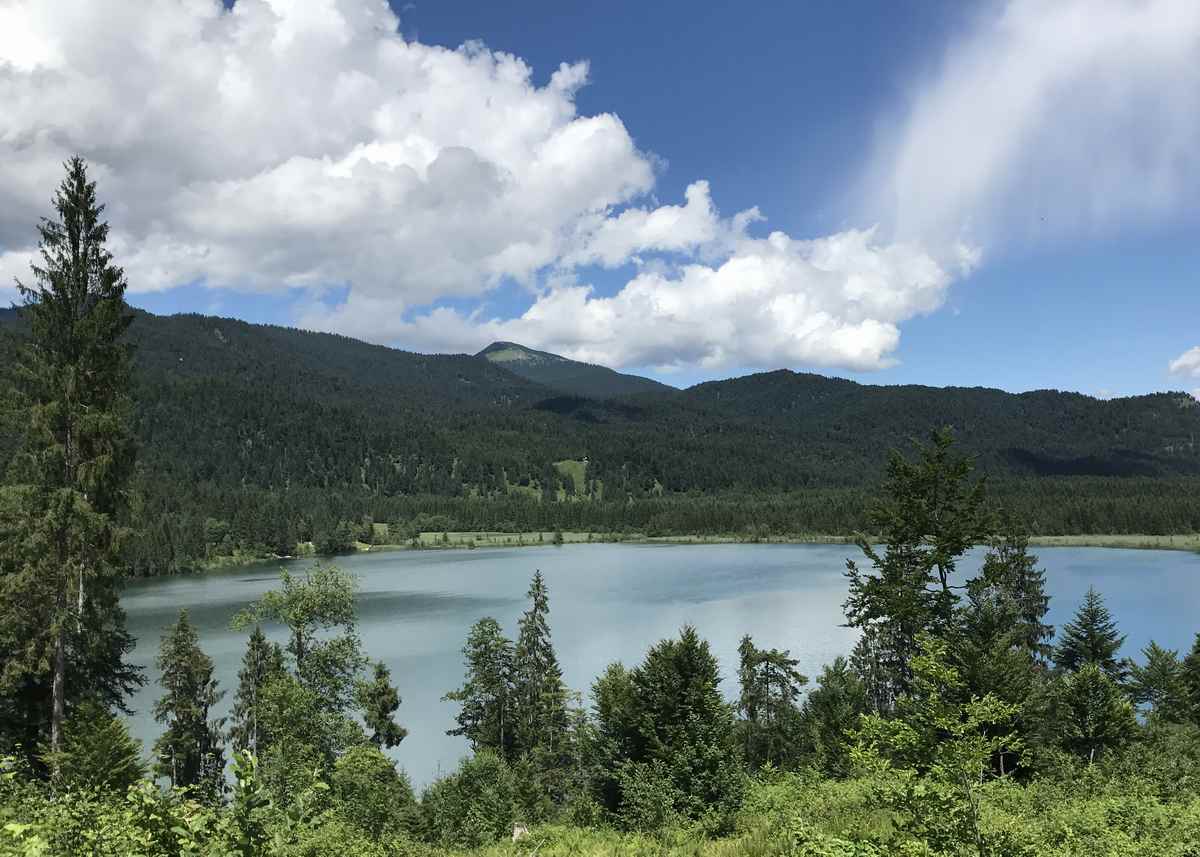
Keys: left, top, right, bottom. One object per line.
{"left": 2, "top": 0, "right": 1198, "bottom": 372}
{"left": 862, "top": 0, "right": 1200, "bottom": 250}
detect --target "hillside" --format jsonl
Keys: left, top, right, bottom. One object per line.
{"left": 477, "top": 340, "right": 673, "bottom": 399}
{"left": 3, "top": 306, "right": 1200, "bottom": 572}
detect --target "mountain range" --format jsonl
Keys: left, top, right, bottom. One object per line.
{"left": 2, "top": 306, "right": 1199, "bottom": 572}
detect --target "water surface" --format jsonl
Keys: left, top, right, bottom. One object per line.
{"left": 122, "top": 542, "right": 1200, "bottom": 787}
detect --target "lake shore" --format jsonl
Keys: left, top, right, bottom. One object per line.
{"left": 187, "top": 530, "right": 1200, "bottom": 573}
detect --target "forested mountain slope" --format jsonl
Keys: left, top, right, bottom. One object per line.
{"left": 2, "top": 306, "right": 1199, "bottom": 572}
{"left": 477, "top": 340, "right": 673, "bottom": 398}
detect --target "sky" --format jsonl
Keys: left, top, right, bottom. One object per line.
{"left": 1, "top": 0, "right": 1199, "bottom": 395}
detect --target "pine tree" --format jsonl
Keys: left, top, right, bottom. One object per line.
{"left": 358, "top": 661, "right": 407, "bottom": 748}
{"left": 1129, "top": 641, "right": 1188, "bottom": 722}
{"left": 0, "top": 157, "right": 141, "bottom": 760}
{"left": 153, "top": 610, "right": 225, "bottom": 797}
{"left": 1053, "top": 587, "right": 1127, "bottom": 682}
{"left": 736, "top": 634, "right": 807, "bottom": 769}
{"left": 513, "top": 571, "right": 568, "bottom": 756}
{"left": 229, "top": 625, "right": 286, "bottom": 755}
{"left": 444, "top": 617, "right": 515, "bottom": 757}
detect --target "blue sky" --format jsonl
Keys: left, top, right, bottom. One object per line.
{"left": 4, "top": 0, "right": 1200, "bottom": 394}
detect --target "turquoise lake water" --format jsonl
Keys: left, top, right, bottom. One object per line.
{"left": 121, "top": 542, "right": 1200, "bottom": 787}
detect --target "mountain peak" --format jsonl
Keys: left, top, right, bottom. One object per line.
{"left": 477, "top": 341, "right": 568, "bottom": 366}
{"left": 476, "top": 341, "right": 672, "bottom": 399}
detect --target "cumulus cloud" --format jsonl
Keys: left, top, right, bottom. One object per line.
{"left": 6, "top": 0, "right": 1193, "bottom": 373}
{"left": 1169, "top": 347, "right": 1200, "bottom": 378}
{"left": 302, "top": 228, "right": 970, "bottom": 371}
{"left": 0, "top": 0, "right": 654, "bottom": 302}
{"left": 861, "top": 0, "right": 1200, "bottom": 250}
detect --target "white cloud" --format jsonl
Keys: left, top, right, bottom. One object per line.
{"left": 304, "top": 228, "right": 969, "bottom": 371}
{"left": 0, "top": 0, "right": 653, "bottom": 303}
{"left": 861, "top": 0, "right": 1200, "bottom": 250}
{"left": 1169, "top": 346, "right": 1200, "bottom": 378}
{"left": 6, "top": 0, "right": 1193, "bottom": 374}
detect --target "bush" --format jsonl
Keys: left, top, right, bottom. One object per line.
{"left": 420, "top": 750, "right": 519, "bottom": 848}
{"left": 330, "top": 744, "right": 418, "bottom": 840}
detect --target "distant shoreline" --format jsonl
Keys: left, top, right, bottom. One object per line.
{"left": 182, "top": 530, "right": 1200, "bottom": 575}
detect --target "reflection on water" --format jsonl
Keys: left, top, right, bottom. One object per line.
{"left": 121, "top": 542, "right": 1200, "bottom": 788}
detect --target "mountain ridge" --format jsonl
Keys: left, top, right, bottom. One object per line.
{"left": 476, "top": 339, "right": 674, "bottom": 399}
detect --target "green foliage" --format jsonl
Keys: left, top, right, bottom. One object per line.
{"left": 1129, "top": 641, "right": 1189, "bottom": 722}
{"left": 512, "top": 571, "right": 568, "bottom": 762}
{"left": 40, "top": 699, "right": 145, "bottom": 793}
{"left": 620, "top": 626, "right": 746, "bottom": 831}
{"left": 420, "top": 750, "right": 519, "bottom": 849}
{"left": 329, "top": 744, "right": 417, "bottom": 840}
{"left": 852, "top": 634, "right": 1021, "bottom": 856}
{"left": 234, "top": 564, "right": 366, "bottom": 711}
{"left": 358, "top": 662, "right": 408, "bottom": 749}
{"left": 736, "top": 635, "right": 807, "bottom": 770}
{"left": 152, "top": 610, "right": 224, "bottom": 798}
{"left": 0, "top": 156, "right": 141, "bottom": 763}
{"left": 844, "top": 429, "right": 990, "bottom": 712}
{"left": 1054, "top": 662, "right": 1138, "bottom": 762}
{"left": 799, "top": 657, "right": 868, "bottom": 778}
{"left": 445, "top": 617, "right": 516, "bottom": 757}
{"left": 1053, "top": 586, "right": 1127, "bottom": 682}
{"left": 229, "top": 625, "right": 287, "bottom": 755}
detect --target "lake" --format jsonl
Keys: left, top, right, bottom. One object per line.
{"left": 121, "top": 542, "right": 1200, "bottom": 788}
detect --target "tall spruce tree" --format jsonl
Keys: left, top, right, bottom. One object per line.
{"left": 1129, "top": 641, "right": 1188, "bottom": 722}
{"left": 1053, "top": 587, "right": 1127, "bottom": 682}
{"left": 153, "top": 610, "right": 225, "bottom": 796}
{"left": 513, "top": 571, "right": 568, "bottom": 756}
{"left": 0, "top": 157, "right": 140, "bottom": 759}
{"left": 229, "top": 625, "right": 286, "bottom": 755}
{"left": 444, "top": 617, "right": 515, "bottom": 758}
{"left": 843, "top": 429, "right": 989, "bottom": 710}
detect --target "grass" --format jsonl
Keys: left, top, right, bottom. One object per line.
{"left": 1028, "top": 533, "right": 1200, "bottom": 551}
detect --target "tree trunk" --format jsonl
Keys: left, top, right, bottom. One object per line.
{"left": 50, "top": 620, "right": 66, "bottom": 758}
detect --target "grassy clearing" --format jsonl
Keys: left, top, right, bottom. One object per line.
{"left": 1028, "top": 533, "right": 1200, "bottom": 551}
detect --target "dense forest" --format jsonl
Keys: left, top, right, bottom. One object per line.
{"left": 4, "top": 294, "right": 1200, "bottom": 574}
{"left": 3, "top": 159, "right": 1200, "bottom": 855}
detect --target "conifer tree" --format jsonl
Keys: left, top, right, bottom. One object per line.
{"left": 513, "top": 571, "right": 568, "bottom": 756}
{"left": 444, "top": 617, "right": 515, "bottom": 758}
{"left": 1055, "top": 662, "right": 1137, "bottom": 762}
{"left": 229, "top": 625, "right": 286, "bottom": 755}
{"left": 736, "top": 634, "right": 807, "bottom": 769}
{"left": 153, "top": 610, "right": 225, "bottom": 796}
{"left": 623, "top": 626, "right": 744, "bottom": 824}
{"left": 0, "top": 157, "right": 141, "bottom": 759}
{"left": 1183, "top": 633, "right": 1200, "bottom": 725}
{"left": 1053, "top": 587, "right": 1127, "bottom": 682}
{"left": 358, "top": 661, "right": 407, "bottom": 748}
{"left": 1129, "top": 641, "right": 1188, "bottom": 722}
{"left": 799, "top": 657, "right": 868, "bottom": 778}
{"left": 41, "top": 699, "right": 145, "bottom": 793}
{"left": 843, "top": 429, "right": 989, "bottom": 710}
